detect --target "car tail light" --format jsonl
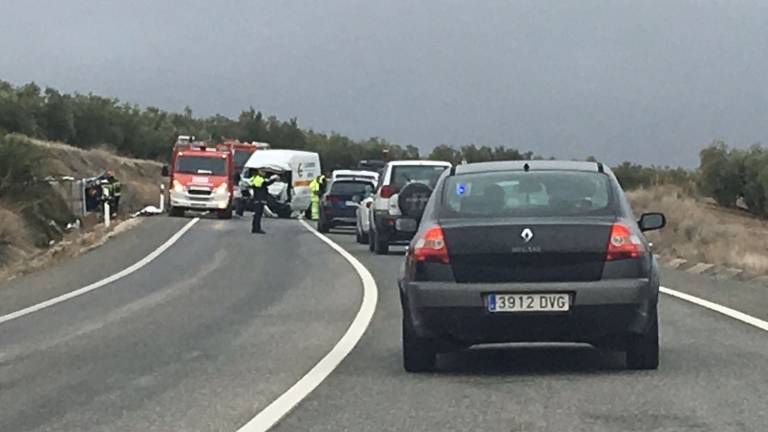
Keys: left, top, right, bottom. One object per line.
{"left": 380, "top": 185, "right": 395, "bottom": 198}
{"left": 606, "top": 223, "right": 645, "bottom": 261}
{"left": 412, "top": 225, "right": 450, "bottom": 264}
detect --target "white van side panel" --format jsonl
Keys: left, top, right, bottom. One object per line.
{"left": 289, "top": 153, "right": 321, "bottom": 211}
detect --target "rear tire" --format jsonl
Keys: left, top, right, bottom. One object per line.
{"left": 317, "top": 218, "right": 329, "bottom": 233}
{"left": 168, "top": 206, "right": 184, "bottom": 217}
{"left": 626, "top": 310, "right": 659, "bottom": 370}
{"left": 402, "top": 316, "right": 436, "bottom": 373}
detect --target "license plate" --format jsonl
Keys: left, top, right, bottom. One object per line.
{"left": 487, "top": 293, "right": 570, "bottom": 313}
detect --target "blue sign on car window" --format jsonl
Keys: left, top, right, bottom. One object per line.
{"left": 456, "top": 183, "right": 466, "bottom": 195}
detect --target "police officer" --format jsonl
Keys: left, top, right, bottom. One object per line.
{"left": 250, "top": 169, "right": 279, "bottom": 234}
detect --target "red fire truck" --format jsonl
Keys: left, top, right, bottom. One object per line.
{"left": 162, "top": 138, "right": 235, "bottom": 219}
{"left": 216, "top": 140, "right": 271, "bottom": 214}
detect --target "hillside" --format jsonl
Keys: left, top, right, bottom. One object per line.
{"left": 628, "top": 185, "right": 768, "bottom": 275}
{"left": 0, "top": 138, "right": 164, "bottom": 280}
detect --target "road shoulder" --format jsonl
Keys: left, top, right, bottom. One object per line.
{"left": 662, "top": 267, "right": 768, "bottom": 323}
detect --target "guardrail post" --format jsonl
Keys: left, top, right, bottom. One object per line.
{"left": 102, "top": 186, "right": 111, "bottom": 227}
{"left": 159, "top": 184, "right": 165, "bottom": 212}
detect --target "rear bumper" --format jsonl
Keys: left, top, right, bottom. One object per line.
{"left": 399, "top": 279, "right": 657, "bottom": 347}
{"left": 373, "top": 211, "right": 418, "bottom": 241}
{"left": 323, "top": 207, "right": 357, "bottom": 225}
{"left": 326, "top": 216, "right": 357, "bottom": 226}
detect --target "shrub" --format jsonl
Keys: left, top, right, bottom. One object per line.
{"left": 697, "top": 141, "right": 745, "bottom": 208}
{"left": 0, "top": 133, "right": 48, "bottom": 197}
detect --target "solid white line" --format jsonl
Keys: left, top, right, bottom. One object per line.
{"left": 0, "top": 218, "right": 200, "bottom": 326}
{"left": 236, "top": 219, "right": 379, "bottom": 432}
{"left": 661, "top": 286, "right": 768, "bottom": 332}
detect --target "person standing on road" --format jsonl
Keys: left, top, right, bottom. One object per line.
{"left": 250, "top": 169, "right": 278, "bottom": 234}
{"left": 309, "top": 172, "right": 328, "bottom": 221}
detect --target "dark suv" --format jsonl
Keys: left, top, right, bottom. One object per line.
{"left": 317, "top": 179, "right": 375, "bottom": 233}
{"left": 398, "top": 160, "right": 666, "bottom": 372}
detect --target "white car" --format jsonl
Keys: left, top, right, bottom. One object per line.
{"left": 368, "top": 160, "right": 451, "bottom": 254}
{"left": 332, "top": 169, "right": 379, "bottom": 184}
{"left": 356, "top": 195, "right": 374, "bottom": 243}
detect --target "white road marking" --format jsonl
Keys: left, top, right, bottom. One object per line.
{"left": 236, "top": 219, "right": 379, "bottom": 432}
{"left": 0, "top": 218, "right": 200, "bottom": 326}
{"left": 661, "top": 286, "right": 768, "bottom": 332}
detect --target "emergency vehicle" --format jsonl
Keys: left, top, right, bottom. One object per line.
{"left": 162, "top": 140, "right": 235, "bottom": 219}
{"left": 217, "top": 140, "right": 271, "bottom": 215}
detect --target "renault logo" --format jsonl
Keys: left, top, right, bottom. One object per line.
{"left": 520, "top": 228, "right": 534, "bottom": 243}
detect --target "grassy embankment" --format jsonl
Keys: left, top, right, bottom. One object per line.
{"left": 629, "top": 185, "right": 768, "bottom": 274}
{"left": 0, "top": 134, "right": 163, "bottom": 280}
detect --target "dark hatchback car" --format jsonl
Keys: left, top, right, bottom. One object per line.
{"left": 317, "top": 179, "right": 375, "bottom": 233}
{"left": 398, "top": 161, "right": 666, "bottom": 372}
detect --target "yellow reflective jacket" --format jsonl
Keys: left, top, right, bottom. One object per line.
{"left": 250, "top": 175, "right": 265, "bottom": 187}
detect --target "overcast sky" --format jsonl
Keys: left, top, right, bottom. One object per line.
{"left": 2, "top": 0, "right": 768, "bottom": 166}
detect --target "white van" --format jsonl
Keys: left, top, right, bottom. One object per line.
{"left": 241, "top": 150, "right": 321, "bottom": 217}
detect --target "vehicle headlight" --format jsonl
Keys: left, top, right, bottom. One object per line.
{"left": 172, "top": 180, "right": 185, "bottom": 193}
{"left": 214, "top": 182, "right": 229, "bottom": 195}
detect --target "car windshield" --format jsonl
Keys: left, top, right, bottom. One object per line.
{"left": 440, "top": 171, "right": 614, "bottom": 218}
{"left": 233, "top": 150, "right": 252, "bottom": 169}
{"left": 175, "top": 156, "right": 227, "bottom": 175}
{"left": 391, "top": 165, "right": 448, "bottom": 191}
{"left": 331, "top": 181, "right": 374, "bottom": 196}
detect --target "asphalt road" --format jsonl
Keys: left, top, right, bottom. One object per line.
{"left": 1, "top": 216, "right": 767, "bottom": 431}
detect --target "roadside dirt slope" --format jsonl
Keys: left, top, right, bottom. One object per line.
{"left": 628, "top": 185, "right": 768, "bottom": 274}
{"left": 0, "top": 139, "right": 165, "bottom": 281}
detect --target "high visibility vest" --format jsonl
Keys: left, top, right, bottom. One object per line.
{"left": 110, "top": 179, "right": 122, "bottom": 197}
{"left": 310, "top": 179, "right": 320, "bottom": 193}
{"left": 250, "top": 175, "right": 265, "bottom": 187}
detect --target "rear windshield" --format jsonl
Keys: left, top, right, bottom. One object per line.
{"left": 440, "top": 171, "right": 615, "bottom": 218}
{"left": 331, "top": 181, "right": 375, "bottom": 196}
{"left": 175, "top": 156, "right": 227, "bottom": 176}
{"left": 233, "top": 150, "right": 252, "bottom": 169}
{"left": 391, "top": 165, "right": 448, "bottom": 190}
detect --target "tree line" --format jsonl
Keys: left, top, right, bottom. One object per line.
{"left": 697, "top": 140, "right": 768, "bottom": 216}
{"left": 0, "top": 80, "right": 419, "bottom": 169}
{"left": 2, "top": 79, "right": 738, "bottom": 204}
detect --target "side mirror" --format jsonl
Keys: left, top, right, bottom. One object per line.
{"left": 161, "top": 165, "right": 169, "bottom": 177}
{"left": 639, "top": 212, "right": 666, "bottom": 231}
